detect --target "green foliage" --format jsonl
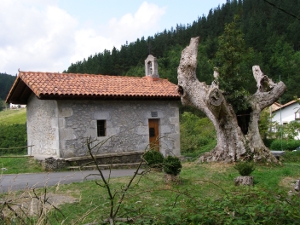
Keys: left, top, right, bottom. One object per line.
{"left": 282, "top": 151, "right": 300, "bottom": 162}
{"left": 272, "top": 121, "right": 300, "bottom": 140}
{"left": 234, "top": 161, "right": 255, "bottom": 176}
{"left": 0, "top": 99, "right": 3, "bottom": 111}
{"left": 270, "top": 139, "right": 300, "bottom": 151}
{"left": 259, "top": 109, "right": 300, "bottom": 147}
{"left": 214, "top": 15, "right": 256, "bottom": 112}
{"left": 163, "top": 155, "right": 182, "bottom": 175}
{"left": 0, "top": 124, "right": 27, "bottom": 155}
{"left": 62, "top": 0, "right": 300, "bottom": 105}
{"left": 259, "top": 108, "right": 275, "bottom": 142}
{"left": 0, "top": 73, "right": 16, "bottom": 100}
{"left": 143, "top": 150, "right": 164, "bottom": 168}
{"left": 180, "top": 112, "right": 216, "bottom": 158}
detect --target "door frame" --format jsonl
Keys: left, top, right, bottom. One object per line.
{"left": 148, "top": 119, "right": 160, "bottom": 151}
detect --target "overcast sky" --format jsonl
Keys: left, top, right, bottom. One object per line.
{"left": 0, "top": 0, "right": 226, "bottom": 75}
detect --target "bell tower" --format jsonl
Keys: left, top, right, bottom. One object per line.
{"left": 145, "top": 55, "right": 159, "bottom": 78}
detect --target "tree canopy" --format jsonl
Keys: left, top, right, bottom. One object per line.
{"left": 63, "top": 0, "right": 300, "bottom": 104}
{"left": 2, "top": 0, "right": 300, "bottom": 104}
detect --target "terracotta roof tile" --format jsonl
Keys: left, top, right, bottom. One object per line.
{"left": 7, "top": 71, "right": 180, "bottom": 103}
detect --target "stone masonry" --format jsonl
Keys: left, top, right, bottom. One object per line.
{"left": 27, "top": 95, "right": 180, "bottom": 158}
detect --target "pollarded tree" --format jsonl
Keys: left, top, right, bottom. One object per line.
{"left": 177, "top": 36, "right": 286, "bottom": 163}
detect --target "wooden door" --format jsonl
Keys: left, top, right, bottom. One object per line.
{"left": 148, "top": 119, "right": 159, "bottom": 151}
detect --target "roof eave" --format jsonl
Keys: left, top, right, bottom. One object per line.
{"left": 5, "top": 76, "right": 33, "bottom": 104}
{"left": 38, "top": 94, "right": 180, "bottom": 101}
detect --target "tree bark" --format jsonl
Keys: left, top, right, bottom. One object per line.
{"left": 234, "top": 176, "right": 254, "bottom": 186}
{"left": 177, "top": 37, "right": 286, "bottom": 163}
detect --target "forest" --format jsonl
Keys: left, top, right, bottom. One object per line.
{"left": 0, "top": 73, "right": 16, "bottom": 110}
{"left": 1, "top": 0, "right": 300, "bottom": 105}
{"left": 64, "top": 0, "right": 300, "bottom": 104}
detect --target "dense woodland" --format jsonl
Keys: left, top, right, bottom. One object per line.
{"left": 0, "top": 73, "right": 16, "bottom": 110}
{"left": 65, "top": 0, "right": 300, "bottom": 104}
{"left": 1, "top": 0, "right": 300, "bottom": 105}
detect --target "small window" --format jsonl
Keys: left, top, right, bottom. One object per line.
{"left": 151, "top": 111, "right": 158, "bottom": 117}
{"left": 97, "top": 120, "right": 106, "bottom": 137}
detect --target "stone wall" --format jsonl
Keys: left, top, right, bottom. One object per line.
{"left": 58, "top": 100, "right": 180, "bottom": 158}
{"left": 27, "top": 97, "right": 180, "bottom": 158}
{"left": 27, "top": 94, "right": 59, "bottom": 156}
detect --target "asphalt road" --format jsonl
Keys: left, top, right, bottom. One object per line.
{"left": 0, "top": 169, "right": 138, "bottom": 193}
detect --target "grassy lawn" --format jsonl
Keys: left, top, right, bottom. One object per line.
{"left": 0, "top": 108, "right": 26, "bottom": 125}
{"left": 1, "top": 108, "right": 300, "bottom": 223}
{"left": 1, "top": 160, "right": 300, "bottom": 224}
{"left": 0, "top": 157, "right": 43, "bottom": 174}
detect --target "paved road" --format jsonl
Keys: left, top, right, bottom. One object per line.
{"left": 0, "top": 169, "right": 138, "bottom": 193}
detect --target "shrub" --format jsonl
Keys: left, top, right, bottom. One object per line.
{"left": 143, "top": 150, "right": 164, "bottom": 168}
{"left": 180, "top": 112, "right": 216, "bottom": 156}
{"left": 282, "top": 151, "right": 300, "bottom": 162}
{"left": 270, "top": 139, "right": 300, "bottom": 151}
{"left": 163, "top": 156, "right": 182, "bottom": 176}
{"left": 234, "top": 161, "right": 255, "bottom": 176}
{"left": 0, "top": 123, "right": 27, "bottom": 155}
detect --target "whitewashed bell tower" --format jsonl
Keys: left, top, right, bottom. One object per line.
{"left": 145, "top": 55, "right": 159, "bottom": 78}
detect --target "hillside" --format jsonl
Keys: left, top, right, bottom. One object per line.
{"left": 0, "top": 108, "right": 26, "bottom": 125}
{"left": 65, "top": 0, "right": 300, "bottom": 104}
{"left": 0, "top": 73, "right": 16, "bottom": 101}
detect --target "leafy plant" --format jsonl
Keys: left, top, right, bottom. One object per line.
{"left": 0, "top": 123, "right": 27, "bottom": 155}
{"left": 180, "top": 111, "right": 216, "bottom": 157}
{"left": 234, "top": 161, "right": 255, "bottom": 176}
{"left": 270, "top": 139, "right": 300, "bottom": 151}
{"left": 143, "top": 150, "right": 164, "bottom": 168}
{"left": 163, "top": 155, "right": 182, "bottom": 176}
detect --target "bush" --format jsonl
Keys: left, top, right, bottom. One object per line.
{"left": 0, "top": 123, "right": 27, "bottom": 155}
{"left": 180, "top": 112, "right": 216, "bottom": 156}
{"left": 282, "top": 151, "right": 300, "bottom": 162}
{"left": 143, "top": 150, "right": 164, "bottom": 168}
{"left": 163, "top": 156, "right": 182, "bottom": 176}
{"left": 270, "top": 139, "right": 300, "bottom": 151}
{"left": 234, "top": 161, "right": 255, "bottom": 176}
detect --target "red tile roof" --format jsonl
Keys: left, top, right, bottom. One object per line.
{"left": 6, "top": 71, "right": 180, "bottom": 104}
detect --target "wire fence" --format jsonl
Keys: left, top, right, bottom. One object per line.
{"left": 0, "top": 145, "right": 33, "bottom": 157}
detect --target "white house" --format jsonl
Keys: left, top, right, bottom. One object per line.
{"left": 9, "top": 103, "right": 26, "bottom": 109}
{"left": 271, "top": 99, "right": 300, "bottom": 139}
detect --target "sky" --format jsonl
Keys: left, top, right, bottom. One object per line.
{"left": 0, "top": 0, "right": 226, "bottom": 75}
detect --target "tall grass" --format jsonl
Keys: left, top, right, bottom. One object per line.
{"left": 0, "top": 108, "right": 28, "bottom": 168}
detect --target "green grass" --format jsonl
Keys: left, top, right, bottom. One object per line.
{"left": 0, "top": 108, "right": 26, "bottom": 125}
{"left": 2, "top": 161, "right": 298, "bottom": 224}
{"left": 0, "top": 157, "right": 43, "bottom": 174}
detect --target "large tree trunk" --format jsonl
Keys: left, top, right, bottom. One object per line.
{"left": 177, "top": 37, "right": 286, "bottom": 163}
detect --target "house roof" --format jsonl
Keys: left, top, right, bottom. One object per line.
{"left": 272, "top": 99, "right": 300, "bottom": 112}
{"left": 6, "top": 71, "right": 180, "bottom": 104}
{"left": 271, "top": 102, "right": 282, "bottom": 112}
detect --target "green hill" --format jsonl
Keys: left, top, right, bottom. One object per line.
{"left": 0, "top": 73, "right": 16, "bottom": 100}
{"left": 0, "top": 108, "right": 26, "bottom": 125}
{"left": 0, "top": 108, "right": 27, "bottom": 154}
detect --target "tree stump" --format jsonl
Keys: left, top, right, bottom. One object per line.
{"left": 164, "top": 174, "right": 181, "bottom": 184}
{"left": 234, "top": 176, "right": 254, "bottom": 186}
